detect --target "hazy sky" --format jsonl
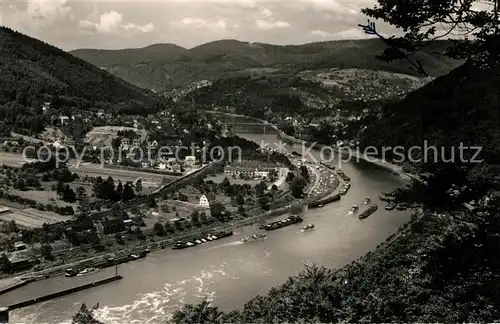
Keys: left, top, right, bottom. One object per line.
{"left": 0, "top": 0, "right": 395, "bottom": 50}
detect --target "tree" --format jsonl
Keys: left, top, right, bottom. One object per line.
{"left": 153, "top": 222, "right": 165, "bottom": 236}
{"left": 235, "top": 194, "right": 245, "bottom": 205}
{"left": 209, "top": 202, "right": 226, "bottom": 220}
{"left": 76, "top": 186, "right": 86, "bottom": 198}
{"left": 300, "top": 165, "right": 309, "bottom": 181}
{"left": 116, "top": 180, "right": 124, "bottom": 200}
{"left": 62, "top": 185, "right": 77, "bottom": 203}
{"left": 72, "top": 303, "right": 103, "bottom": 324}
{"left": 135, "top": 179, "right": 143, "bottom": 195}
{"left": 361, "top": 0, "right": 500, "bottom": 74}
{"left": 122, "top": 182, "right": 135, "bottom": 201}
{"left": 172, "top": 299, "right": 223, "bottom": 324}
{"left": 40, "top": 244, "right": 54, "bottom": 260}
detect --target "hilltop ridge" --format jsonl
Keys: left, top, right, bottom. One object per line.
{"left": 0, "top": 26, "right": 160, "bottom": 113}
{"left": 70, "top": 38, "right": 462, "bottom": 91}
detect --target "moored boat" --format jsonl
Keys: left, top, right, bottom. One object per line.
{"left": 364, "top": 197, "right": 371, "bottom": 204}
{"left": 77, "top": 267, "right": 100, "bottom": 276}
{"left": 385, "top": 202, "right": 397, "bottom": 210}
{"left": 350, "top": 205, "right": 359, "bottom": 213}
{"left": 65, "top": 268, "right": 78, "bottom": 277}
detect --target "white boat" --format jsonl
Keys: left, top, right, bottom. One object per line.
{"left": 186, "top": 242, "right": 195, "bottom": 246}
{"left": 201, "top": 238, "right": 207, "bottom": 243}
{"left": 77, "top": 268, "right": 100, "bottom": 276}
{"left": 302, "top": 224, "right": 315, "bottom": 231}
{"left": 195, "top": 240, "right": 202, "bottom": 244}
{"left": 240, "top": 234, "right": 267, "bottom": 242}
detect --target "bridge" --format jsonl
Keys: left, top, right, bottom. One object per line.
{"left": 225, "top": 122, "right": 278, "bottom": 134}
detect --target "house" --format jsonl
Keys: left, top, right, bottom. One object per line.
{"left": 199, "top": 195, "right": 209, "bottom": 208}
{"left": 121, "top": 138, "right": 130, "bottom": 146}
{"left": 52, "top": 139, "right": 63, "bottom": 149}
{"left": 96, "top": 219, "right": 125, "bottom": 235}
{"left": 148, "top": 140, "right": 158, "bottom": 148}
{"left": 199, "top": 193, "right": 215, "bottom": 208}
{"left": 224, "top": 165, "right": 277, "bottom": 178}
{"left": 157, "top": 162, "right": 166, "bottom": 170}
{"left": 184, "top": 156, "right": 196, "bottom": 166}
{"left": 166, "top": 157, "right": 177, "bottom": 164}
{"left": 141, "top": 161, "right": 150, "bottom": 168}
{"left": 132, "top": 138, "right": 141, "bottom": 147}
{"left": 59, "top": 116, "right": 70, "bottom": 125}
{"left": 14, "top": 241, "right": 27, "bottom": 251}
{"left": 171, "top": 164, "right": 182, "bottom": 173}
{"left": 6, "top": 250, "right": 33, "bottom": 272}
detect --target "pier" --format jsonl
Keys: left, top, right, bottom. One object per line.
{"left": 6, "top": 275, "right": 122, "bottom": 311}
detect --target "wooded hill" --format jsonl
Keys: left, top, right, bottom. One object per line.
{"left": 0, "top": 27, "right": 160, "bottom": 115}
{"left": 71, "top": 39, "right": 462, "bottom": 91}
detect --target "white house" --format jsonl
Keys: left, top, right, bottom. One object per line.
{"left": 52, "top": 139, "right": 63, "bottom": 149}
{"left": 199, "top": 195, "right": 210, "bottom": 208}
{"left": 157, "top": 162, "right": 167, "bottom": 170}
{"left": 185, "top": 156, "right": 196, "bottom": 166}
{"left": 59, "top": 116, "right": 70, "bottom": 125}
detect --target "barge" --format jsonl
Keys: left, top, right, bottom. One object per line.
{"left": 172, "top": 231, "right": 233, "bottom": 250}
{"left": 359, "top": 204, "right": 378, "bottom": 219}
{"left": 308, "top": 194, "right": 341, "bottom": 208}
{"left": 338, "top": 183, "right": 351, "bottom": 195}
{"left": 264, "top": 215, "right": 303, "bottom": 231}
{"left": 336, "top": 169, "right": 351, "bottom": 182}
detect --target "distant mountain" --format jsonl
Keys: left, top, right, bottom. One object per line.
{"left": 70, "top": 39, "right": 462, "bottom": 91}
{"left": 0, "top": 27, "right": 160, "bottom": 114}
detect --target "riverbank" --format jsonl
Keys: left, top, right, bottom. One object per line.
{"left": 277, "top": 130, "right": 419, "bottom": 182}
{"left": 205, "top": 110, "right": 417, "bottom": 181}
{"left": 1, "top": 159, "right": 339, "bottom": 289}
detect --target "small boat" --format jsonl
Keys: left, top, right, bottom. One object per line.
{"left": 241, "top": 233, "right": 267, "bottom": 242}
{"left": 65, "top": 268, "right": 78, "bottom": 277}
{"left": 317, "top": 204, "right": 324, "bottom": 208}
{"left": 77, "top": 268, "right": 100, "bottom": 276}
{"left": 195, "top": 240, "right": 202, "bottom": 244}
{"left": 350, "top": 205, "right": 359, "bottom": 213}
{"left": 201, "top": 238, "right": 207, "bottom": 243}
{"left": 302, "top": 224, "right": 315, "bottom": 231}
{"left": 145, "top": 247, "right": 151, "bottom": 253}
{"left": 385, "top": 202, "right": 397, "bottom": 210}
{"left": 364, "top": 197, "right": 371, "bottom": 204}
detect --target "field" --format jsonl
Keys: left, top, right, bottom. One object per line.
{"left": 84, "top": 126, "right": 147, "bottom": 147}
{"left": 0, "top": 208, "right": 70, "bottom": 228}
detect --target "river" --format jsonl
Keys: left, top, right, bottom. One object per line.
{"left": 3, "top": 133, "right": 411, "bottom": 324}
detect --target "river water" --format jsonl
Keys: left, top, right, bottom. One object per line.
{"left": 3, "top": 133, "right": 411, "bottom": 324}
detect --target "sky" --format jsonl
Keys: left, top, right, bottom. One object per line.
{"left": 0, "top": 0, "right": 396, "bottom": 50}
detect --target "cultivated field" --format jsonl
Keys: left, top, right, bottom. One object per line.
{"left": 0, "top": 208, "right": 70, "bottom": 228}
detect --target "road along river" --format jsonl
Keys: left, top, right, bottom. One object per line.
{"left": 3, "top": 133, "right": 411, "bottom": 324}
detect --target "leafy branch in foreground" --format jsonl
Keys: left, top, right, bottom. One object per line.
{"left": 359, "top": 0, "right": 500, "bottom": 74}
